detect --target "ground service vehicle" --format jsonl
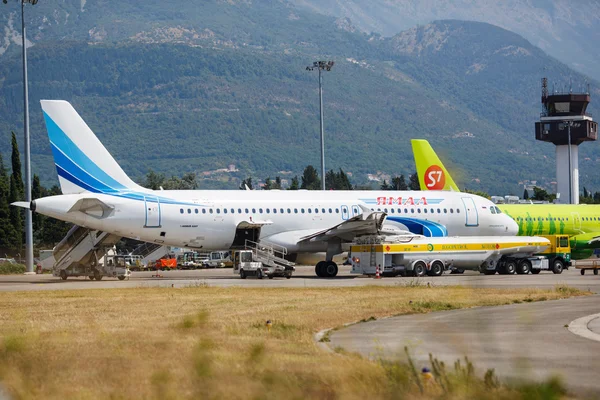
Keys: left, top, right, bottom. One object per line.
{"left": 55, "top": 254, "right": 130, "bottom": 281}
{"left": 350, "top": 234, "right": 550, "bottom": 277}
{"left": 205, "top": 251, "right": 233, "bottom": 268}
{"left": 232, "top": 249, "right": 294, "bottom": 279}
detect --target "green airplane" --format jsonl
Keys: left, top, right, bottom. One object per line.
{"left": 412, "top": 139, "right": 600, "bottom": 259}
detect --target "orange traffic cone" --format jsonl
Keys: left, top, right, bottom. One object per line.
{"left": 375, "top": 265, "right": 381, "bottom": 279}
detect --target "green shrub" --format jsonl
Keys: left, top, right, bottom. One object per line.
{"left": 0, "top": 262, "right": 26, "bottom": 275}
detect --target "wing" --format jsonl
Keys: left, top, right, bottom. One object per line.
{"left": 298, "top": 209, "right": 387, "bottom": 244}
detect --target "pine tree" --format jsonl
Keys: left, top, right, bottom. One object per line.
{"left": 523, "top": 188, "right": 529, "bottom": 200}
{"left": 289, "top": 176, "right": 299, "bottom": 190}
{"left": 408, "top": 173, "right": 420, "bottom": 190}
{"left": 301, "top": 165, "right": 321, "bottom": 190}
{"left": 380, "top": 180, "right": 390, "bottom": 190}
{"left": 263, "top": 177, "right": 272, "bottom": 190}
{"left": 239, "top": 177, "right": 253, "bottom": 190}
{"left": 391, "top": 175, "right": 408, "bottom": 190}
{"left": 337, "top": 168, "right": 352, "bottom": 190}
{"left": 325, "top": 169, "right": 336, "bottom": 190}
{"left": 0, "top": 153, "right": 14, "bottom": 252}
{"left": 273, "top": 176, "right": 282, "bottom": 189}
{"left": 9, "top": 132, "right": 24, "bottom": 251}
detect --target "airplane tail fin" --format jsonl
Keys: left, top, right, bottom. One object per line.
{"left": 411, "top": 139, "right": 460, "bottom": 191}
{"left": 41, "top": 100, "right": 144, "bottom": 195}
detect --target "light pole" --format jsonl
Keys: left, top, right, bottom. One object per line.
{"left": 565, "top": 120, "right": 575, "bottom": 204}
{"left": 3, "top": 0, "right": 38, "bottom": 273}
{"left": 306, "top": 60, "right": 334, "bottom": 190}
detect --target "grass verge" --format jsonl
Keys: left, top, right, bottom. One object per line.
{"left": 0, "top": 285, "right": 587, "bottom": 399}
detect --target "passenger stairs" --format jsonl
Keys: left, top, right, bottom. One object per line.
{"left": 131, "top": 242, "right": 169, "bottom": 266}
{"left": 51, "top": 225, "right": 121, "bottom": 271}
{"left": 244, "top": 240, "right": 295, "bottom": 269}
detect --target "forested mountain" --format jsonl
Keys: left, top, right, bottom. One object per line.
{"left": 0, "top": 1, "right": 599, "bottom": 195}
{"left": 290, "top": 0, "right": 600, "bottom": 81}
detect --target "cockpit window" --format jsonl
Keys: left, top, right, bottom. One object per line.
{"left": 490, "top": 207, "right": 496, "bottom": 214}
{"left": 495, "top": 207, "right": 502, "bottom": 214}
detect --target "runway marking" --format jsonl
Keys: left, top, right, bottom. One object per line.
{"left": 568, "top": 313, "right": 600, "bottom": 342}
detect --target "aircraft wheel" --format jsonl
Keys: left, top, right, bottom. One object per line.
{"left": 88, "top": 275, "right": 95, "bottom": 280}
{"left": 93, "top": 269, "right": 102, "bottom": 281}
{"left": 413, "top": 261, "right": 426, "bottom": 277}
{"left": 552, "top": 259, "right": 564, "bottom": 274}
{"left": 60, "top": 270, "right": 68, "bottom": 281}
{"left": 324, "top": 261, "right": 338, "bottom": 278}
{"left": 580, "top": 269, "right": 585, "bottom": 275}
{"left": 504, "top": 260, "right": 517, "bottom": 275}
{"left": 315, "top": 261, "right": 327, "bottom": 277}
{"left": 429, "top": 261, "right": 444, "bottom": 277}
{"left": 516, "top": 260, "right": 531, "bottom": 275}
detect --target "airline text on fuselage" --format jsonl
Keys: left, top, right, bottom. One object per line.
{"left": 376, "top": 197, "right": 429, "bottom": 206}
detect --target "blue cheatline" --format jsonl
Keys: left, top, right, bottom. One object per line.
{"left": 385, "top": 216, "right": 448, "bottom": 237}
{"left": 43, "top": 112, "right": 202, "bottom": 207}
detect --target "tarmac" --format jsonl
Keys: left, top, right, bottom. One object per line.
{"left": 329, "top": 294, "right": 600, "bottom": 396}
{"left": 1, "top": 265, "right": 600, "bottom": 292}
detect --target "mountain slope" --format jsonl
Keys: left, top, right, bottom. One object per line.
{"left": 1, "top": 2, "right": 599, "bottom": 196}
{"left": 290, "top": 0, "right": 600, "bottom": 81}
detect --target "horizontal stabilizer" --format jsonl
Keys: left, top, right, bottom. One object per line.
{"left": 11, "top": 201, "right": 30, "bottom": 209}
{"left": 67, "top": 198, "right": 114, "bottom": 218}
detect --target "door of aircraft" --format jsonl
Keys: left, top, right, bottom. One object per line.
{"left": 341, "top": 205, "right": 349, "bottom": 220}
{"left": 351, "top": 205, "right": 360, "bottom": 217}
{"left": 144, "top": 196, "right": 161, "bottom": 228}
{"left": 571, "top": 212, "right": 581, "bottom": 231}
{"left": 461, "top": 197, "right": 479, "bottom": 227}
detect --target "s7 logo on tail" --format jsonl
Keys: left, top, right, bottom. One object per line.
{"left": 424, "top": 165, "right": 445, "bottom": 190}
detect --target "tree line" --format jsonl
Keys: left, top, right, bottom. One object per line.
{"left": 0, "top": 133, "right": 71, "bottom": 256}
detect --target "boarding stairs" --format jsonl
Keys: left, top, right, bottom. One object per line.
{"left": 244, "top": 240, "right": 295, "bottom": 269}
{"left": 51, "top": 225, "right": 121, "bottom": 271}
{"left": 131, "top": 242, "right": 169, "bottom": 266}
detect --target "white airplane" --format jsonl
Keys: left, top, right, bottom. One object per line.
{"left": 14, "top": 100, "right": 518, "bottom": 277}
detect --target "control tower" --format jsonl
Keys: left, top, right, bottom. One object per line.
{"left": 535, "top": 78, "right": 598, "bottom": 204}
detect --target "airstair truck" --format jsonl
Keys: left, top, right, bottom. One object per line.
{"left": 232, "top": 246, "right": 295, "bottom": 279}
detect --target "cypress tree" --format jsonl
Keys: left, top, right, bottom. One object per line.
{"left": 0, "top": 153, "right": 14, "bottom": 252}
{"left": 9, "top": 132, "right": 24, "bottom": 251}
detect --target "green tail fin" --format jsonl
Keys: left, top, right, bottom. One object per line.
{"left": 411, "top": 139, "right": 460, "bottom": 191}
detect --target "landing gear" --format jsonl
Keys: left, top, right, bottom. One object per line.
{"left": 516, "top": 260, "right": 531, "bottom": 275}
{"left": 315, "top": 260, "right": 338, "bottom": 277}
{"left": 60, "top": 270, "right": 68, "bottom": 280}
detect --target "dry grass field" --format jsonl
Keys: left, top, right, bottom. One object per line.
{"left": 0, "top": 284, "right": 587, "bottom": 399}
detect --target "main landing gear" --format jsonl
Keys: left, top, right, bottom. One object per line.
{"left": 315, "top": 261, "right": 338, "bottom": 278}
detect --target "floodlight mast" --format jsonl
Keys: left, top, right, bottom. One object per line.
{"left": 306, "top": 61, "right": 334, "bottom": 190}
{"left": 2, "top": 0, "right": 39, "bottom": 273}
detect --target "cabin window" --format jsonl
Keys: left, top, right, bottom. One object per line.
{"left": 266, "top": 209, "right": 270, "bottom": 214}
{"left": 450, "top": 209, "right": 454, "bottom": 213}
{"left": 195, "top": 209, "right": 199, "bottom": 214}
{"left": 411, "top": 208, "right": 415, "bottom": 213}
{"left": 287, "top": 208, "right": 291, "bottom": 213}
{"left": 301, "top": 208, "right": 305, "bottom": 213}
{"left": 384, "top": 208, "right": 388, "bottom": 213}
{"left": 252, "top": 208, "right": 256, "bottom": 213}
{"left": 437, "top": 208, "right": 441, "bottom": 214}
{"left": 423, "top": 209, "right": 427, "bottom": 213}
{"left": 417, "top": 209, "right": 421, "bottom": 213}
{"left": 329, "top": 208, "right": 332, "bottom": 213}
{"left": 259, "top": 208, "right": 263, "bottom": 214}
{"left": 457, "top": 209, "right": 460, "bottom": 213}
{"left": 223, "top": 209, "right": 227, "bottom": 214}
{"left": 180, "top": 209, "right": 184, "bottom": 214}
{"left": 281, "top": 208, "right": 284, "bottom": 213}
{"left": 216, "top": 209, "right": 220, "bottom": 214}
{"left": 231, "top": 208, "right": 235, "bottom": 214}
{"left": 294, "top": 208, "right": 298, "bottom": 213}
{"left": 322, "top": 208, "right": 326, "bottom": 213}
{"left": 273, "top": 208, "right": 277, "bottom": 214}
{"left": 187, "top": 209, "right": 191, "bottom": 214}
{"left": 491, "top": 208, "right": 496, "bottom": 214}
{"left": 244, "top": 208, "right": 249, "bottom": 213}
{"left": 335, "top": 208, "right": 339, "bottom": 213}
{"left": 238, "top": 208, "right": 242, "bottom": 214}
{"left": 202, "top": 209, "right": 206, "bottom": 214}
{"left": 209, "top": 209, "right": 213, "bottom": 214}
{"left": 389, "top": 208, "right": 394, "bottom": 214}
{"left": 404, "top": 208, "right": 408, "bottom": 214}
{"left": 430, "top": 208, "right": 434, "bottom": 214}
{"left": 443, "top": 208, "right": 447, "bottom": 213}
{"left": 315, "top": 208, "right": 318, "bottom": 214}
{"left": 308, "top": 208, "right": 312, "bottom": 214}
